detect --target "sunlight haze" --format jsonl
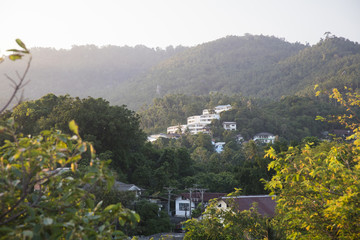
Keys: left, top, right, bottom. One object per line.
{"left": 1, "top": 0, "right": 359, "bottom": 53}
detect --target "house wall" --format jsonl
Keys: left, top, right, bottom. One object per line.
{"left": 214, "top": 105, "right": 232, "bottom": 114}
{"left": 253, "top": 135, "right": 276, "bottom": 143}
{"left": 175, "top": 197, "right": 195, "bottom": 217}
{"left": 167, "top": 125, "right": 187, "bottom": 134}
{"left": 223, "top": 122, "right": 236, "bottom": 131}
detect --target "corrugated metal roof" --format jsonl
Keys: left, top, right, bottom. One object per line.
{"left": 222, "top": 195, "right": 276, "bottom": 217}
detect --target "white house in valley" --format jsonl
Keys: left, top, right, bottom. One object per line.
{"left": 175, "top": 192, "right": 227, "bottom": 218}
{"left": 253, "top": 132, "right": 276, "bottom": 144}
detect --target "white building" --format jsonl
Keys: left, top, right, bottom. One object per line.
{"left": 222, "top": 121, "right": 236, "bottom": 131}
{"left": 253, "top": 132, "right": 276, "bottom": 144}
{"left": 213, "top": 142, "right": 226, "bottom": 153}
{"left": 175, "top": 196, "right": 196, "bottom": 218}
{"left": 175, "top": 192, "right": 226, "bottom": 218}
{"left": 186, "top": 114, "right": 220, "bottom": 134}
{"left": 187, "top": 123, "right": 208, "bottom": 135}
{"left": 202, "top": 109, "right": 216, "bottom": 115}
{"left": 214, "top": 104, "right": 232, "bottom": 114}
{"left": 167, "top": 125, "right": 187, "bottom": 134}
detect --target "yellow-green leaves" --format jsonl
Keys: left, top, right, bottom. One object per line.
{"left": 16, "top": 39, "right": 27, "bottom": 51}
{"left": 8, "top": 54, "right": 23, "bottom": 61}
{"left": 7, "top": 39, "right": 30, "bottom": 61}
{"left": 69, "top": 120, "right": 79, "bottom": 135}
{"left": 0, "top": 120, "right": 138, "bottom": 238}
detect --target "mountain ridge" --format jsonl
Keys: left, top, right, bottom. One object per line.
{"left": 1, "top": 34, "right": 359, "bottom": 110}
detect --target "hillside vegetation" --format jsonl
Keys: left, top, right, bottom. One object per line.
{"left": 1, "top": 35, "right": 359, "bottom": 110}
{"left": 0, "top": 44, "right": 186, "bottom": 107}
{"left": 115, "top": 35, "right": 360, "bottom": 109}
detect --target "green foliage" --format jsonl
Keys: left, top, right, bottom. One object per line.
{"left": 140, "top": 93, "right": 341, "bottom": 141}
{"left": 9, "top": 94, "right": 146, "bottom": 176}
{"left": 116, "top": 35, "right": 360, "bottom": 109}
{"left": 2, "top": 35, "right": 359, "bottom": 111}
{"left": 184, "top": 200, "right": 275, "bottom": 240}
{"left": 265, "top": 88, "right": 360, "bottom": 239}
{"left": 132, "top": 200, "right": 172, "bottom": 236}
{"left": 89, "top": 185, "right": 137, "bottom": 209}
{"left": 0, "top": 119, "right": 139, "bottom": 239}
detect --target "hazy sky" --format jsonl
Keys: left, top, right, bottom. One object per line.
{"left": 1, "top": 0, "right": 359, "bottom": 54}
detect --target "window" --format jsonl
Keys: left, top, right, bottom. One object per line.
{"left": 179, "top": 203, "right": 190, "bottom": 211}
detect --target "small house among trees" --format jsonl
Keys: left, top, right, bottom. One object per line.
{"left": 222, "top": 121, "right": 236, "bottom": 131}
{"left": 175, "top": 192, "right": 226, "bottom": 217}
{"left": 253, "top": 132, "right": 276, "bottom": 144}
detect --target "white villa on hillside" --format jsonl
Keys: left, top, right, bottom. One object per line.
{"left": 253, "top": 132, "right": 276, "bottom": 143}
{"left": 214, "top": 104, "right": 232, "bottom": 114}
{"left": 222, "top": 121, "right": 236, "bottom": 131}
{"left": 167, "top": 124, "right": 187, "bottom": 134}
{"left": 157, "top": 104, "right": 233, "bottom": 137}
{"left": 187, "top": 114, "right": 220, "bottom": 134}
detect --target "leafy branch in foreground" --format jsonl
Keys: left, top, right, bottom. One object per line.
{"left": 0, "top": 119, "right": 139, "bottom": 239}
{"left": 265, "top": 86, "right": 360, "bottom": 239}
{"left": 0, "top": 39, "right": 32, "bottom": 114}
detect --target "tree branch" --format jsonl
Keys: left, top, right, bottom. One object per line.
{"left": 0, "top": 55, "right": 32, "bottom": 114}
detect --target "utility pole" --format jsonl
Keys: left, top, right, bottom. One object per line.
{"left": 187, "top": 187, "right": 208, "bottom": 218}
{"left": 164, "top": 187, "right": 174, "bottom": 217}
{"left": 189, "top": 188, "right": 192, "bottom": 218}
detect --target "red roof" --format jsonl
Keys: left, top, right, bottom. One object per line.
{"left": 223, "top": 195, "right": 276, "bottom": 217}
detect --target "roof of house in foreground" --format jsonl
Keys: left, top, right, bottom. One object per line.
{"left": 222, "top": 195, "right": 276, "bottom": 217}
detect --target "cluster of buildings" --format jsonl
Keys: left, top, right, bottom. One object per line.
{"left": 166, "top": 104, "right": 234, "bottom": 135}
{"left": 148, "top": 104, "right": 278, "bottom": 147}
{"left": 114, "top": 183, "right": 276, "bottom": 219}
{"left": 175, "top": 192, "right": 276, "bottom": 218}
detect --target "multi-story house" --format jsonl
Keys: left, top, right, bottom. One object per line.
{"left": 186, "top": 114, "right": 220, "bottom": 134}
{"left": 167, "top": 124, "right": 187, "bottom": 134}
{"left": 253, "top": 132, "right": 276, "bottom": 143}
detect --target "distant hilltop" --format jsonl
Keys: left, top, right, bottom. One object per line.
{"left": 1, "top": 35, "right": 359, "bottom": 110}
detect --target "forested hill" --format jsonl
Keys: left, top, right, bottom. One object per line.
{"left": 0, "top": 44, "right": 186, "bottom": 107}
{"left": 1, "top": 35, "right": 359, "bottom": 110}
{"left": 113, "top": 35, "right": 360, "bottom": 109}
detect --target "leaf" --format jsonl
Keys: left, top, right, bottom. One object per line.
{"left": 43, "top": 217, "right": 53, "bottom": 226}
{"left": 104, "top": 204, "right": 117, "bottom": 212}
{"left": 315, "top": 116, "right": 326, "bottom": 121}
{"left": 94, "top": 200, "right": 103, "bottom": 212}
{"left": 7, "top": 49, "right": 29, "bottom": 54}
{"left": 9, "top": 54, "right": 23, "bottom": 61}
{"left": 78, "top": 142, "right": 87, "bottom": 153}
{"left": 69, "top": 120, "right": 79, "bottom": 135}
{"left": 23, "top": 230, "right": 34, "bottom": 238}
{"left": 16, "top": 38, "right": 27, "bottom": 50}
{"left": 71, "top": 163, "right": 77, "bottom": 172}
